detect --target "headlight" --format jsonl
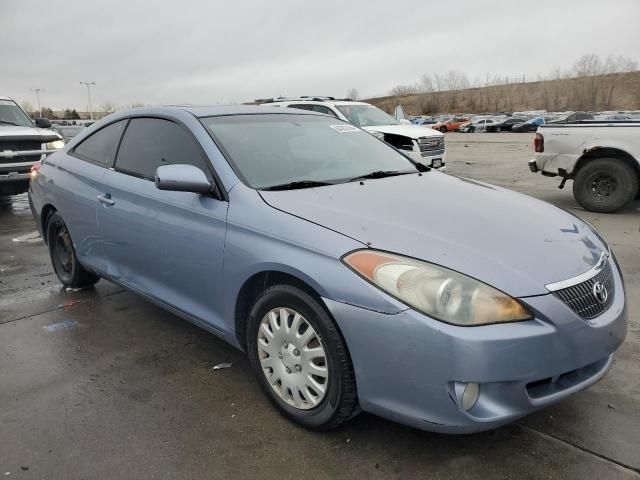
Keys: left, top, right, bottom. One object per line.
{"left": 46, "top": 140, "right": 65, "bottom": 149}
{"left": 343, "top": 250, "right": 532, "bottom": 326}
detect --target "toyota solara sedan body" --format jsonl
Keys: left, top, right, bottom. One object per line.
{"left": 29, "top": 106, "right": 627, "bottom": 433}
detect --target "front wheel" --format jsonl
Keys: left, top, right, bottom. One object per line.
{"left": 247, "top": 285, "right": 358, "bottom": 430}
{"left": 439, "top": 126, "right": 447, "bottom": 133}
{"left": 573, "top": 158, "right": 639, "bottom": 213}
{"left": 47, "top": 213, "right": 100, "bottom": 288}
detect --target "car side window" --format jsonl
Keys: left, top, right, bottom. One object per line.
{"left": 73, "top": 120, "right": 127, "bottom": 167}
{"left": 288, "top": 104, "right": 315, "bottom": 112}
{"left": 115, "top": 118, "right": 211, "bottom": 181}
{"left": 312, "top": 105, "right": 338, "bottom": 117}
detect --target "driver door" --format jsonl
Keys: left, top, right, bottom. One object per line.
{"left": 96, "top": 117, "right": 228, "bottom": 328}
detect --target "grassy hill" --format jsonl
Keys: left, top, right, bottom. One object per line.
{"left": 367, "top": 71, "right": 640, "bottom": 115}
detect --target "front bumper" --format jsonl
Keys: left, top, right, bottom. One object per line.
{"left": 406, "top": 149, "right": 446, "bottom": 170}
{"left": 323, "top": 263, "right": 627, "bottom": 433}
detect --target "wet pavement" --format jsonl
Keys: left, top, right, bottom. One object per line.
{"left": 1, "top": 134, "right": 639, "bottom": 479}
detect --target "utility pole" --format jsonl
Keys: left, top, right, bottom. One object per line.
{"left": 30, "top": 88, "right": 44, "bottom": 117}
{"left": 80, "top": 81, "right": 96, "bottom": 120}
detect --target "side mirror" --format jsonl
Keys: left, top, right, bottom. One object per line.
{"left": 35, "top": 118, "right": 52, "bottom": 128}
{"left": 155, "top": 164, "right": 212, "bottom": 194}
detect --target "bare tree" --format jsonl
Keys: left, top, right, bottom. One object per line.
{"left": 417, "top": 74, "right": 442, "bottom": 113}
{"left": 346, "top": 88, "right": 359, "bottom": 101}
{"left": 100, "top": 101, "right": 117, "bottom": 113}
{"left": 390, "top": 84, "right": 417, "bottom": 97}
{"left": 20, "top": 101, "right": 34, "bottom": 115}
{"left": 444, "top": 70, "right": 469, "bottom": 110}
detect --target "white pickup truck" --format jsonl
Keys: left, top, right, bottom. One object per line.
{"left": 529, "top": 121, "right": 640, "bottom": 212}
{"left": 0, "top": 96, "right": 64, "bottom": 196}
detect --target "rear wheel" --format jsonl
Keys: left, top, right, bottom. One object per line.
{"left": 247, "top": 284, "right": 358, "bottom": 430}
{"left": 47, "top": 213, "right": 100, "bottom": 288}
{"left": 573, "top": 158, "right": 639, "bottom": 213}
{"left": 439, "top": 126, "right": 447, "bottom": 133}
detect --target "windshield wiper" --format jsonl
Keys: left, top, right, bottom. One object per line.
{"left": 0, "top": 120, "right": 20, "bottom": 126}
{"left": 349, "top": 170, "right": 415, "bottom": 182}
{"left": 261, "top": 180, "right": 334, "bottom": 191}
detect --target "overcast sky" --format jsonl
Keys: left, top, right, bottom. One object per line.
{"left": 1, "top": 0, "right": 638, "bottom": 110}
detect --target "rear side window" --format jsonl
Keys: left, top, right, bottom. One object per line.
{"left": 73, "top": 120, "right": 127, "bottom": 166}
{"left": 288, "top": 104, "right": 315, "bottom": 112}
{"left": 312, "top": 105, "right": 338, "bottom": 117}
{"left": 115, "top": 118, "right": 210, "bottom": 180}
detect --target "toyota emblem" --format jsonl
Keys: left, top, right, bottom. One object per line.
{"left": 592, "top": 282, "right": 608, "bottom": 304}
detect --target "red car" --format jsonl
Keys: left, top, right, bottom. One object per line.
{"left": 432, "top": 117, "right": 469, "bottom": 133}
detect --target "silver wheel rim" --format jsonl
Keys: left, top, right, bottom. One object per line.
{"left": 257, "top": 307, "right": 329, "bottom": 410}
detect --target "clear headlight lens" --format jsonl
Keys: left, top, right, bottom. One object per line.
{"left": 46, "top": 140, "right": 65, "bottom": 149}
{"left": 343, "top": 250, "right": 532, "bottom": 326}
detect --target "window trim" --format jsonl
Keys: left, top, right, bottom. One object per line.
{"left": 69, "top": 119, "right": 129, "bottom": 168}
{"left": 112, "top": 115, "right": 228, "bottom": 201}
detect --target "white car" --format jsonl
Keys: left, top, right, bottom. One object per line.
{"left": 261, "top": 97, "right": 446, "bottom": 170}
{"left": 529, "top": 120, "right": 640, "bottom": 212}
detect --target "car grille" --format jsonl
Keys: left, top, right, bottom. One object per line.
{"left": 0, "top": 140, "right": 42, "bottom": 165}
{"left": 554, "top": 260, "right": 615, "bottom": 319}
{"left": 418, "top": 137, "right": 445, "bottom": 157}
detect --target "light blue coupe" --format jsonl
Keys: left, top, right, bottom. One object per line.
{"left": 29, "top": 106, "right": 627, "bottom": 433}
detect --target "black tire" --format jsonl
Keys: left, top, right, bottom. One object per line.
{"left": 47, "top": 212, "right": 100, "bottom": 288}
{"left": 573, "top": 158, "right": 639, "bottom": 213}
{"left": 246, "top": 284, "right": 358, "bottom": 430}
{"left": 439, "top": 126, "right": 447, "bottom": 133}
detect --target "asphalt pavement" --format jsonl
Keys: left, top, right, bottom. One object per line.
{"left": 1, "top": 133, "right": 639, "bottom": 479}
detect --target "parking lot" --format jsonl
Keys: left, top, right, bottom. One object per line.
{"left": 1, "top": 133, "right": 638, "bottom": 479}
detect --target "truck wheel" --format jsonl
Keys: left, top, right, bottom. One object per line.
{"left": 573, "top": 158, "right": 639, "bottom": 213}
{"left": 47, "top": 213, "right": 100, "bottom": 288}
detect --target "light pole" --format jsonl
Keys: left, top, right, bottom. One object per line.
{"left": 80, "top": 81, "right": 96, "bottom": 120}
{"left": 30, "top": 88, "right": 44, "bottom": 117}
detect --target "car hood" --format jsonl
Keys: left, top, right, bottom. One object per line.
{"left": 0, "top": 125, "right": 60, "bottom": 140}
{"left": 260, "top": 173, "right": 608, "bottom": 297}
{"left": 362, "top": 124, "right": 443, "bottom": 139}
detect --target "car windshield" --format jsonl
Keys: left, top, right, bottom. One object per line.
{"left": 202, "top": 114, "right": 418, "bottom": 190}
{"left": 0, "top": 100, "right": 34, "bottom": 127}
{"left": 335, "top": 104, "right": 399, "bottom": 127}
{"left": 60, "top": 126, "right": 84, "bottom": 137}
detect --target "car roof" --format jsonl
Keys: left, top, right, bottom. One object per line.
{"left": 113, "top": 104, "right": 328, "bottom": 119}
{"left": 264, "top": 100, "right": 370, "bottom": 107}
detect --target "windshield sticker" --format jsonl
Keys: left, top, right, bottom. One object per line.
{"left": 330, "top": 124, "right": 361, "bottom": 133}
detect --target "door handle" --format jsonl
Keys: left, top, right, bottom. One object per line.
{"left": 97, "top": 194, "right": 115, "bottom": 206}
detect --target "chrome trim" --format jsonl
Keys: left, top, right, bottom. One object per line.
{"left": 545, "top": 251, "right": 610, "bottom": 292}
{"left": 0, "top": 160, "right": 39, "bottom": 168}
{"left": 0, "top": 172, "right": 30, "bottom": 182}
{"left": 0, "top": 149, "right": 57, "bottom": 158}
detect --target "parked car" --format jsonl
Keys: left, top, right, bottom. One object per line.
{"left": 458, "top": 118, "right": 499, "bottom": 133}
{"left": 411, "top": 116, "right": 437, "bottom": 126}
{"left": 0, "top": 96, "right": 63, "bottom": 196}
{"left": 431, "top": 117, "right": 469, "bottom": 133}
{"left": 485, "top": 117, "right": 527, "bottom": 132}
{"left": 511, "top": 116, "right": 545, "bottom": 133}
{"left": 529, "top": 119, "right": 640, "bottom": 212}
{"left": 548, "top": 112, "right": 595, "bottom": 123}
{"left": 30, "top": 106, "right": 627, "bottom": 434}
{"left": 262, "top": 98, "right": 445, "bottom": 169}
{"left": 52, "top": 125, "right": 85, "bottom": 142}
